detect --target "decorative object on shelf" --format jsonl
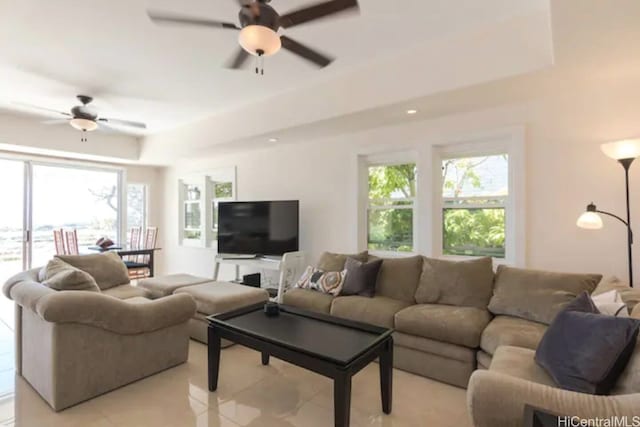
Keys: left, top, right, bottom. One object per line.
{"left": 263, "top": 301, "right": 280, "bottom": 317}
{"left": 577, "top": 138, "right": 640, "bottom": 287}
{"left": 147, "top": 0, "right": 360, "bottom": 74}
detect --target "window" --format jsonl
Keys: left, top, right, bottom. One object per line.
{"left": 127, "top": 184, "right": 148, "bottom": 232}
{"left": 367, "top": 163, "right": 416, "bottom": 252}
{"left": 183, "top": 184, "right": 203, "bottom": 240}
{"left": 210, "top": 180, "right": 234, "bottom": 240}
{"left": 441, "top": 154, "right": 508, "bottom": 258}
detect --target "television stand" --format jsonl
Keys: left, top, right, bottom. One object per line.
{"left": 218, "top": 254, "right": 260, "bottom": 260}
{"left": 212, "top": 252, "right": 305, "bottom": 303}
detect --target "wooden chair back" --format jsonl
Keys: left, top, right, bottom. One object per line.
{"left": 129, "top": 227, "right": 142, "bottom": 249}
{"left": 53, "top": 229, "right": 66, "bottom": 255}
{"left": 137, "top": 227, "right": 158, "bottom": 263}
{"left": 64, "top": 230, "right": 79, "bottom": 255}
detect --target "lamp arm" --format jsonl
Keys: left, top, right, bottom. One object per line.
{"left": 596, "top": 209, "right": 634, "bottom": 244}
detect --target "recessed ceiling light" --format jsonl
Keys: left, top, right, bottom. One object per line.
{"left": 406, "top": 109, "right": 418, "bottom": 115}
{"left": 268, "top": 138, "right": 278, "bottom": 143}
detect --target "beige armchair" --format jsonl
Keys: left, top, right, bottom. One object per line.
{"left": 467, "top": 305, "right": 640, "bottom": 426}
{"left": 4, "top": 269, "right": 196, "bottom": 411}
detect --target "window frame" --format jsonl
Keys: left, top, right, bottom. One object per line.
{"left": 359, "top": 151, "right": 419, "bottom": 257}
{"left": 432, "top": 129, "right": 525, "bottom": 266}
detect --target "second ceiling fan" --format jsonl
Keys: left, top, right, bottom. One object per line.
{"left": 148, "top": 0, "right": 359, "bottom": 74}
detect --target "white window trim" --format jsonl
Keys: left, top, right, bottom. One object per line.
{"left": 432, "top": 127, "right": 525, "bottom": 266}
{"left": 357, "top": 150, "right": 420, "bottom": 257}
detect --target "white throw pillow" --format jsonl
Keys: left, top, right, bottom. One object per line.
{"left": 592, "top": 290, "right": 629, "bottom": 317}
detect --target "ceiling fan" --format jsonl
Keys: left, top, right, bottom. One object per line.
{"left": 16, "top": 95, "right": 147, "bottom": 141}
{"left": 147, "top": 0, "right": 360, "bottom": 74}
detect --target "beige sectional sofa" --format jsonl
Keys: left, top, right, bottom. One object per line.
{"left": 283, "top": 251, "right": 607, "bottom": 388}
{"left": 3, "top": 254, "right": 197, "bottom": 411}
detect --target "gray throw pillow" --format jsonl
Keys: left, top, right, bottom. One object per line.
{"left": 415, "top": 256, "right": 494, "bottom": 308}
{"left": 41, "top": 258, "right": 100, "bottom": 292}
{"left": 316, "top": 251, "right": 368, "bottom": 272}
{"left": 535, "top": 292, "right": 640, "bottom": 395}
{"left": 488, "top": 265, "right": 602, "bottom": 324}
{"left": 341, "top": 258, "right": 383, "bottom": 297}
{"left": 56, "top": 252, "right": 130, "bottom": 290}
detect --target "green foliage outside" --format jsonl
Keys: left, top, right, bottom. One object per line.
{"left": 367, "top": 164, "right": 416, "bottom": 252}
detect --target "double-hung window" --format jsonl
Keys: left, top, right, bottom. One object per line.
{"left": 366, "top": 162, "right": 417, "bottom": 253}
{"left": 441, "top": 154, "right": 509, "bottom": 258}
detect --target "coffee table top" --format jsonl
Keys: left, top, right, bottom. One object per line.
{"left": 208, "top": 303, "right": 392, "bottom": 366}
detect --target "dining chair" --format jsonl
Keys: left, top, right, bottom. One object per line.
{"left": 127, "top": 227, "right": 158, "bottom": 280}
{"left": 123, "top": 227, "right": 142, "bottom": 263}
{"left": 64, "top": 230, "right": 79, "bottom": 255}
{"left": 53, "top": 229, "right": 66, "bottom": 255}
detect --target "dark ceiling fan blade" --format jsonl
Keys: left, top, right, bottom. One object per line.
{"left": 98, "top": 118, "right": 147, "bottom": 129}
{"left": 226, "top": 48, "right": 251, "bottom": 69}
{"left": 13, "top": 102, "right": 71, "bottom": 117}
{"left": 279, "top": 0, "right": 359, "bottom": 28}
{"left": 147, "top": 10, "right": 240, "bottom": 30}
{"left": 280, "top": 36, "right": 334, "bottom": 67}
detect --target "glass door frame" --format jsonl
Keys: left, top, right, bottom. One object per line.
{"left": 0, "top": 153, "right": 126, "bottom": 270}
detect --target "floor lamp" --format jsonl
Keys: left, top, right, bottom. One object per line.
{"left": 577, "top": 139, "right": 640, "bottom": 288}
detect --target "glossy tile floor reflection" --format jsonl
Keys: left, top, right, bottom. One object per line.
{"left": 9, "top": 341, "right": 471, "bottom": 427}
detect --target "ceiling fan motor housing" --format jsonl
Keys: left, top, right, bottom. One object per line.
{"left": 239, "top": 4, "right": 280, "bottom": 31}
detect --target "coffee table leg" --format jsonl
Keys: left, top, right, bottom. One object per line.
{"left": 208, "top": 326, "right": 221, "bottom": 392}
{"left": 261, "top": 352, "right": 270, "bottom": 365}
{"left": 334, "top": 372, "right": 352, "bottom": 427}
{"left": 379, "top": 337, "right": 393, "bottom": 414}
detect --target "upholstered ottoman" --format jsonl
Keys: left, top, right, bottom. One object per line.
{"left": 174, "top": 281, "right": 269, "bottom": 345}
{"left": 138, "top": 274, "right": 212, "bottom": 299}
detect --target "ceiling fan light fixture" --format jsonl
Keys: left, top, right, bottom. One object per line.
{"left": 238, "top": 25, "right": 281, "bottom": 56}
{"left": 69, "top": 118, "right": 98, "bottom": 132}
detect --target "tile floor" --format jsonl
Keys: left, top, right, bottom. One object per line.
{"left": 1, "top": 336, "right": 472, "bottom": 427}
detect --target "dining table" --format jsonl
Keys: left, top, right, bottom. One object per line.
{"left": 87, "top": 245, "right": 161, "bottom": 277}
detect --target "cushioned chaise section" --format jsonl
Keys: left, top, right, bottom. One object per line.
{"left": 395, "top": 345, "right": 474, "bottom": 388}
{"left": 187, "top": 312, "right": 234, "bottom": 347}
{"left": 394, "top": 304, "right": 491, "bottom": 348}
{"left": 480, "top": 315, "right": 547, "bottom": 356}
{"left": 394, "top": 332, "right": 475, "bottom": 363}
{"left": 490, "top": 346, "right": 557, "bottom": 387}
{"left": 175, "top": 282, "right": 269, "bottom": 315}
{"left": 21, "top": 309, "right": 189, "bottom": 411}
{"left": 35, "top": 292, "right": 196, "bottom": 335}
{"left": 102, "top": 284, "right": 150, "bottom": 300}
{"left": 330, "top": 296, "right": 411, "bottom": 328}
{"left": 138, "top": 274, "right": 212, "bottom": 299}
{"left": 282, "top": 288, "right": 334, "bottom": 314}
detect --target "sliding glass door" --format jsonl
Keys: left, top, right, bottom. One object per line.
{"left": 30, "top": 164, "right": 121, "bottom": 266}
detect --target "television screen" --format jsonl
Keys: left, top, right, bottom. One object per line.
{"left": 217, "top": 200, "right": 299, "bottom": 256}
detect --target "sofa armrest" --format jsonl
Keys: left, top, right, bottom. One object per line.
{"left": 36, "top": 292, "right": 197, "bottom": 335}
{"left": 467, "top": 370, "right": 639, "bottom": 427}
{"left": 632, "top": 304, "right": 640, "bottom": 319}
{"left": 4, "top": 273, "right": 54, "bottom": 312}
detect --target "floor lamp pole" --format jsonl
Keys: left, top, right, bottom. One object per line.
{"left": 621, "top": 158, "right": 634, "bottom": 287}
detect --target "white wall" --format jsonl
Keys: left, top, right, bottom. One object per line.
{"left": 156, "top": 72, "right": 640, "bottom": 284}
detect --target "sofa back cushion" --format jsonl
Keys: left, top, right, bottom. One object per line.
{"left": 40, "top": 258, "right": 100, "bottom": 292}
{"left": 56, "top": 252, "right": 130, "bottom": 290}
{"left": 316, "top": 251, "right": 368, "bottom": 272}
{"left": 488, "top": 265, "right": 601, "bottom": 324}
{"left": 374, "top": 255, "right": 423, "bottom": 303}
{"left": 415, "top": 256, "right": 494, "bottom": 308}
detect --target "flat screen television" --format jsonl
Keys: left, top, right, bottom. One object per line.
{"left": 217, "top": 200, "right": 299, "bottom": 256}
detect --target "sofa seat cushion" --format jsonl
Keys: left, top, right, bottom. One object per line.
{"left": 56, "top": 252, "right": 130, "bottom": 290}
{"left": 138, "top": 274, "right": 212, "bottom": 299}
{"left": 331, "top": 296, "right": 411, "bottom": 329}
{"left": 490, "top": 346, "right": 557, "bottom": 388}
{"left": 395, "top": 304, "right": 491, "bottom": 348}
{"left": 174, "top": 282, "right": 269, "bottom": 315}
{"left": 282, "top": 288, "right": 334, "bottom": 314}
{"left": 393, "top": 332, "right": 475, "bottom": 363}
{"left": 480, "top": 315, "right": 548, "bottom": 356}
{"left": 488, "top": 265, "right": 602, "bottom": 324}
{"left": 103, "top": 284, "right": 151, "bottom": 300}
{"left": 124, "top": 296, "right": 152, "bottom": 305}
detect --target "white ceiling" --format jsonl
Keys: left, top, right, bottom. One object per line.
{"left": 0, "top": 0, "right": 547, "bottom": 133}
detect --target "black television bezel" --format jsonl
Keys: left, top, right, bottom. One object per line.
{"left": 217, "top": 200, "right": 299, "bottom": 256}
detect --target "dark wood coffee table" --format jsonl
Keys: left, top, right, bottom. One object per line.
{"left": 207, "top": 303, "right": 394, "bottom": 427}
